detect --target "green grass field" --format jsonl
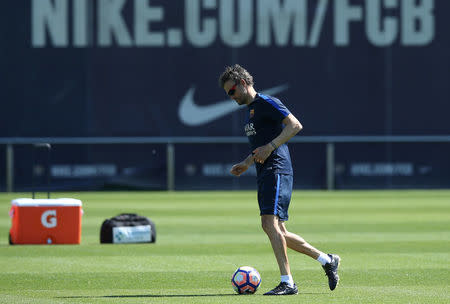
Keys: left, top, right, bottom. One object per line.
{"left": 1, "top": 190, "right": 449, "bottom": 303}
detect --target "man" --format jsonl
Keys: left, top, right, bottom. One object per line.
{"left": 219, "top": 64, "right": 340, "bottom": 295}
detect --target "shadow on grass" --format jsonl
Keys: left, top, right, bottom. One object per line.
{"left": 58, "top": 294, "right": 237, "bottom": 299}
{"left": 58, "top": 292, "right": 328, "bottom": 299}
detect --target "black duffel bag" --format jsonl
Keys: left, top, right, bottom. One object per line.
{"left": 100, "top": 213, "right": 156, "bottom": 244}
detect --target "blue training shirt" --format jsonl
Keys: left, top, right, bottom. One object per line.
{"left": 245, "top": 93, "right": 293, "bottom": 177}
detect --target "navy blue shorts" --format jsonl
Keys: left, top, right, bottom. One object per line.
{"left": 257, "top": 173, "right": 293, "bottom": 221}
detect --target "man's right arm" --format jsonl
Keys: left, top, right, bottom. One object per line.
{"left": 243, "top": 153, "right": 255, "bottom": 167}
{"left": 230, "top": 153, "right": 254, "bottom": 176}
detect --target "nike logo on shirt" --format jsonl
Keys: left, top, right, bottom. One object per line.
{"left": 178, "top": 84, "right": 289, "bottom": 126}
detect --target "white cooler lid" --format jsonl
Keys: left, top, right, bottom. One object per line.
{"left": 11, "top": 198, "right": 82, "bottom": 207}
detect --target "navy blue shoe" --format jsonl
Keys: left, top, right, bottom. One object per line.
{"left": 263, "top": 282, "right": 298, "bottom": 295}
{"left": 322, "top": 254, "right": 340, "bottom": 290}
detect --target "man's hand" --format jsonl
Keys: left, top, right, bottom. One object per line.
{"left": 252, "top": 143, "right": 274, "bottom": 164}
{"left": 230, "top": 162, "right": 249, "bottom": 176}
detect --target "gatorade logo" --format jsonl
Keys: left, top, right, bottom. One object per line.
{"left": 41, "top": 210, "right": 57, "bottom": 228}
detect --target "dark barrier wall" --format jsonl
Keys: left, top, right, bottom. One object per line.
{"left": 1, "top": 0, "right": 449, "bottom": 190}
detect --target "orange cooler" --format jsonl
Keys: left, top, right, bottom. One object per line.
{"left": 9, "top": 198, "right": 83, "bottom": 245}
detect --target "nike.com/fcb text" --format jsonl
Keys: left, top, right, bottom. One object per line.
{"left": 31, "top": 0, "right": 434, "bottom": 48}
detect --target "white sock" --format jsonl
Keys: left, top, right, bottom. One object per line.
{"left": 280, "top": 274, "right": 294, "bottom": 287}
{"left": 317, "top": 253, "right": 331, "bottom": 266}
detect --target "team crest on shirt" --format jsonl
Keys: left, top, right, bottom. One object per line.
{"left": 249, "top": 109, "right": 255, "bottom": 118}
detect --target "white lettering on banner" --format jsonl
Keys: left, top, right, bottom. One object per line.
{"left": 31, "top": 0, "right": 436, "bottom": 48}
{"left": 257, "top": 0, "right": 307, "bottom": 47}
{"left": 51, "top": 164, "right": 117, "bottom": 178}
{"left": 366, "top": 0, "right": 398, "bottom": 46}
{"left": 220, "top": 0, "right": 252, "bottom": 47}
{"left": 41, "top": 210, "right": 57, "bottom": 228}
{"left": 32, "top": 0, "right": 68, "bottom": 47}
{"left": 185, "top": 0, "right": 217, "bottom": 47}
{"left": 134, "top": 0, "right": 165, "bottom": 46}
{"left": 309, "top": 0, "right": 328, "bottom": 47}
{"left": 98, "top": 0, "right": 132, "bottom": 47}
{"left": 74, "top": 0, "right": 89, "bottom": 47}
{"left": 350, "top": 163, "right": 414, "bottom": 177}
{"left": 402, "top": 0, "right": 434, "bottom": 45}
{"left": 334, "top": 0, "right": 363, "bottom": 46}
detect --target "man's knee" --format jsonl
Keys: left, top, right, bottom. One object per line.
{"left": 279, "top": 229, "right": 288, "bottom": 239}
{"left": 261, "top": 220, "right": 272, "bottom": 234}
{"left": 277, "top": 222, "right": 289, "bottom": 238}
{"left": 261, "top": 216, "right": 284, "bottom": 237}
{"left": 261, "top": 216, "right": 275, "bottom": 233}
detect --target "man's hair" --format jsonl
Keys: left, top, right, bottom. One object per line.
{"left": 218, "top": 64, "right": 254, "bottom": 88}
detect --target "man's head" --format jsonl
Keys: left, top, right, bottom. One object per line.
{"left": 219, "top": 64, "right": 256, "bottom": 105}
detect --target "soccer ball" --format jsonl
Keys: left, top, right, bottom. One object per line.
{"left": 231, "top": 266, "right": 261, "bottom": 294}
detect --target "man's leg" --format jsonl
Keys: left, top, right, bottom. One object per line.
{"left": 278, "top": 221, "right": 341, "bottom": 290}
{"left": 261, "top": 214, "right": 298, "bottom": 295}
{"left": 278, "top": 221, "right": 321, "bottom": 259}
{"left": 261, "top": 215, "right": 290, "bottom": 275}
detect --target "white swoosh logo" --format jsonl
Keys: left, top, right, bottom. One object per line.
{"left": 178, "top": 84, "right": 289, "bottom": 126}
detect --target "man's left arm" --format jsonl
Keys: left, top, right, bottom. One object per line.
{"left": 271, "top": 114, "right": 303, "bottom": 148}
{"left": 252, "top": 114, "right": 303, "bottom": 164}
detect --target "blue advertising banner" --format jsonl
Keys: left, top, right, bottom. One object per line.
{"left": 1, "top": 0, "right": 449, "bottom": 190}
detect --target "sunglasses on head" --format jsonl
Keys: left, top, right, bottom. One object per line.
{"left": 227, "top": 83, "right": 238, "bottom": 96}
